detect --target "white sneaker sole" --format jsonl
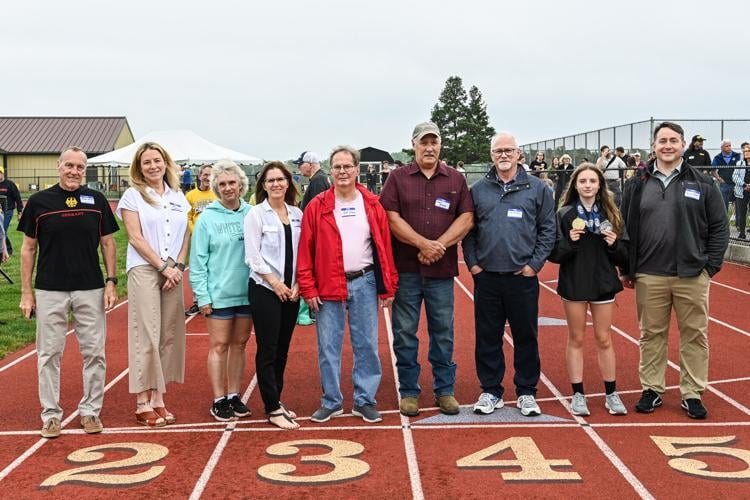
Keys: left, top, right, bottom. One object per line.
{"left": 310, "top": 408, "right": 343, "bottom": 423}
{"left": 571, "top": 408, "right": 590, "bottom": 416}
{"left": 352, "top": 408, "right": 383, "bottom": 423}
{"left": 605, "top": 403, "right": 628, "bottom": 416}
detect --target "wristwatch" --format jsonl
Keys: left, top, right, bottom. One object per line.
{"left": 105, "top": 276, "right": 118, "bottom": 285}
{"left": 175, "top": 262, "right": 186, "bottom": 272}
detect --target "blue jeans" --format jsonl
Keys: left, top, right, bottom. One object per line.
{"left": 391, "top": 273, "right": 455, "bottom": 398}
{"left": 316, "top": 271, "right": 381, "bottom": 409}
{"left": 3, "top": 209, "right": 13, "bottom": 254}
{"left": 720, "top": 183, "right": 734, "bottom": 211}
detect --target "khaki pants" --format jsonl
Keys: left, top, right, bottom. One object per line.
{"left": 127, "top": 265, "right": 186, "bottom": 393}
{"left": 36, "top": 289, "right": 106, "bottom": 423}
{"left": 635, "top": 272, "right": 710, "bottom": 400}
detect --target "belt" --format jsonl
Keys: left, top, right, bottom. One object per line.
{"left": 345, "top": 264, "right": 375, "bottom": 281}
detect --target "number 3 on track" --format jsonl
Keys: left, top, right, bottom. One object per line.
{"left": 651, "top": 435, "right": 750, "bottom": 479}
{"left": 456, "top": 437, "right": 581, "bottom": 482}
{"left": 258, "top": 439, "right": 370, "bottom": 485}
{"left": 40, "top": 442, "right": 168, "bottom": 488}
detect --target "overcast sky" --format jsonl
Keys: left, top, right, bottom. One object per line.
{"left": 3, "top": 0, "right": 748, "bottom": 161}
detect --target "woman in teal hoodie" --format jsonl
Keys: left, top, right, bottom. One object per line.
{"left": 189, "top": 160, "right": 253, "bottom": 422}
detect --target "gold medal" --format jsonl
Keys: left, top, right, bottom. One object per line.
{"left": 571, "top": 218, "right": 586, "bottom": 230}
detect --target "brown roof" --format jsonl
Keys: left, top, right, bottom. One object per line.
{"left": 0, "top": 117, "right": 132, "bottom": 154}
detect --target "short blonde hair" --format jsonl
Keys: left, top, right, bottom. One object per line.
{"left": 210, "top": 159, "right": 249, "bottom": 197}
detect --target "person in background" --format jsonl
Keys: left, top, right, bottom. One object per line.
{"left": 0, "top": 211, "right": 8, "bottom": 263}
{"left": 711, "top": 140, "right": 741, "bottom": 211}
{"left": 683, "top": 134, "right": 712, "bottom": 176}
{"left": 366, "top": 165, "right": 378, "bottom": 193}
{"left": 19, "top": 146, "right": 118, "bottom": 438}
{"left": 117, "top": 142, "right": 190, "bottom": 428}
{"left": 181, "top": 165, "right": 193, "bottom": 193}
{"left": 380, "top": 160, "right": 392, "bottom": 186}
{"left": 732, "top": 143, "right": 750, "bottom": 239}
{"left": 185, "top": 164, "right": 218, "bottom": 316}
{"left": 293, "top": 151, "right": 330, "bottom": 326}
{"left": 549, "top": 163, "right": 628, "bottom": 416}
{"left": 554, "top": 154, "right": 574, "bottom": 205}
{"left": 0, "top": 166, "right": 24, "bottom": 255}
{"left": 190, "top": 160, "right": 253, "bottom": 422}
{"left": 529, "top": 152, "right": 547, "bottom": 172}
{"left": 456, "top": 160, "right": 467, "bottom": 177}
{"left": 245, "top": 162, "right": 303, "bottom": 429}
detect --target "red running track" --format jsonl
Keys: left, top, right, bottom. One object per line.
{"left": 0, "top": 260, "right": 749, "bottom": 498}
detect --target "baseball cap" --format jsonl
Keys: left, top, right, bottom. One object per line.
{"left": 412, "top": 122, "right": 441, "bottom": 141}
{"left": 691, "top": 134, "right": 705, "bottom": 142}
{"left": 292, "top": 151, "right": 320, "bottom": 165}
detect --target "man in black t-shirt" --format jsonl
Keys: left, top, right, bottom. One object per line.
{"left": 0, "top": 166, "right": 24, "bottom": 255}
{"left": 18, "top": 147, "right": 119, "bottom": 439}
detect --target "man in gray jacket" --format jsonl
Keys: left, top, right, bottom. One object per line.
{"left": 463, "top": 132, "right": 556, "bottom": 417}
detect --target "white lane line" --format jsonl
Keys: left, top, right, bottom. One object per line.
{"left": 189, "top": 374, "right": 257, "bottom": 500}
{"left": 711, "top": 279, "right": 750, "bottom": 295}
{"left": 710, "top": 316, "right": 750, "bottom": 339}
{"left": 383, "top": 307, "right": 425, "bottom": 500}
{"left": 591, "top": 421, "right": 750, "bottom": 428}
{"left": 455, "top": 277, "right": 655, "bottom": 500}
{"left": 0, "top": 313, "right": 197, "bottom": 484}
{"left": 0, "top": 299, "right": 130, "bottom": 374}
{"left": 537, "top": 280, "right": 750, "bottom": 417}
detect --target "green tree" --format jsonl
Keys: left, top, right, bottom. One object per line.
{"left": 463, "top": 85, "right": 496, "bottom": 164}
{"left": 430, "top": 76, "right": 469, "bottom": 165}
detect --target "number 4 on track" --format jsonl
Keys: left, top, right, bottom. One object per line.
{"left": 456, "top": 437, "right": 581, "bottom": 482}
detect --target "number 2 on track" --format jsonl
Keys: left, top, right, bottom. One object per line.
{"left": 40, "top": 442, "right": 168, "bottom": 488}
{"left": 456, "top": 437, "right": 581, "bottom": 482}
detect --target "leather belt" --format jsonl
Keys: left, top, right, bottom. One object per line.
{"left": 345, "top": 264, "right": 375, "bottom": 281}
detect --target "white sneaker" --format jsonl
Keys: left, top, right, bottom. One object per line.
{"left": 605, "top": 392, "right": 628, "bottom": 415}
{"left": 570, "top": 392, "right": 590, "bottom": 416}
{"left": 473, "top": 393, "right": 504, "bottom": 414}
{"left": 517, "top": 395, "right": 541, "bottom": 416}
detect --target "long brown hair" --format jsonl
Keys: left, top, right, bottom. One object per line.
{"left": 560, "top": 162, "right": 622, "bottom": 234}
{"left": 255, "top": 161, "right": 298, "bottom": 206}
{"left": 129, "top": 142, "right": 180, "bottom": 206}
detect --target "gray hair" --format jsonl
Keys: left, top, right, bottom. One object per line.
{"left": 210, "top": 159, "right": 249, "bottom": 197}
{"left": 329, "top": 145, "right": 360, "bottom": 166}
{"left": 490, "top": 131, "right": 518, "bottom": 148}
{"left": 59, "top": 146, "right": 87, "bottom": 163}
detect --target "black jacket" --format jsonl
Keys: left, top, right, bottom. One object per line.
{"left": 620, "top": 162, "right": 729, "bottom": 278}
{"left": 683, "top": 147, "right": 712, "bottom": 167}
{"left": 548, "top": 205, "right": 628, "bottom": 301}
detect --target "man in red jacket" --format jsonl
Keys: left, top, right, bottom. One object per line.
{"left": 297, "top": 145, "right": 398, "bottom": 424}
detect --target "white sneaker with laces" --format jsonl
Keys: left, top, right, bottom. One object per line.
{"left": 517, "top": 395, "right": 541, "bottom": 416}
{"left": 570, "top": 392, "right": 590, "bottom": 416}
{"left": 473, "top": 392, "right": 504, "bottom": 414}
{"left": 605, "top": 392, "right": 628, "bottom": 415}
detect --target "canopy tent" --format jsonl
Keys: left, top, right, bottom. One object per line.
{"left": 87, "top": 130, "right": 262, "bottom": 166}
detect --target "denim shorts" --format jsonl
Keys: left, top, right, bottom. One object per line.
{"left": 208, "top": 305, "right": 252, "bottom": 319}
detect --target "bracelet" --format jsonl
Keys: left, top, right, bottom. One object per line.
{"left": 156, "top": 260, "right": 169, "bottom": 273}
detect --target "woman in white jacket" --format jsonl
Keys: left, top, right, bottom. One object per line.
{"left": 732, "top": 144, "right": 750, "bottom": 239}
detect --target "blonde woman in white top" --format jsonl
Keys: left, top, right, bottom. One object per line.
{"left": 116, "top": 142, "right": 190, "bottom": 427}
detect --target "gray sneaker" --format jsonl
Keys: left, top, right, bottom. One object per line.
{"left": 517, "top": 395, "right": 541, "bottom": 416}
{"left": 310, "top": 406, "right": 343, "bottom": 423}
{"left": 41, "top": 417, "right": 61, "bottom": 438}
{"left": 352, "top": 404, "right": 383, "bottom": 423}
{"left": 605, "top": 392, "right": 628, "bottom": 415}
{"left": 570, "top": 392, "right": 590, "bottom": 416}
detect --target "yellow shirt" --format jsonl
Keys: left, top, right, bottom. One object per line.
{"left": 185, "top": 187, "right": 218, "bottom": 233}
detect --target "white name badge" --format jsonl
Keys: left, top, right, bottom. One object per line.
{"left": 435, "top": 197, "right": 451, "bottom": 210}
{"left": 507, "top": 208, "right": 523, "bottom": 219}
{"left": 262, "top": 225, "right": 278, "bottom": 233}
{"left": 80, "top": 195, "right": 95, "bottom": 205}
{"left": 684, "top": 188, "right": 701, "bottom": 200}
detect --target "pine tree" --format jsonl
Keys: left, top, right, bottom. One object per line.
{"left": 463, "top": 85, "right": 496, "bottom": 164}
{"left": 430, "top": 76, "right": 469, "bottom": 166}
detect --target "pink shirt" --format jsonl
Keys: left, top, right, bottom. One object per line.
{"left": 334, "top": 191, "right": 373, "bottom": 272}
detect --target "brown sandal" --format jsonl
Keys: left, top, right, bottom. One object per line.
{"left": 153, "top": 407, "right": 176, "bottom": 425}
{"left": 136, "top": 410, "right": 166, "bottom": 427}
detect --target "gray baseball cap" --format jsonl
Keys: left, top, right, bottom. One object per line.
{"left": 412, "top": 121, "right": 441, "bottom": 141}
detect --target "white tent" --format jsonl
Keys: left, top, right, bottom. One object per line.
{"left": 88, "top": 130, "right": 262, "bottom": 166}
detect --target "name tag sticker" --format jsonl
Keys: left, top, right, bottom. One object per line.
{"left": 684, "top": 188, "right": 701, "bottom": 200}
{"left": 507, "top": 208, "right": 523, "bottom": 219}
{"left": 435, "top": 197, "right": 451, "bottom": 210}
{"left": 80, "top": 195, "right": 95, "bottom": 205}
{"left": 262, "top": 225, "right": 278, "bottom": 233}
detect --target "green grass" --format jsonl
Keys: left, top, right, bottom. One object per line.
{"left": 0, "top": 227, "right": 130, "bottom": 359}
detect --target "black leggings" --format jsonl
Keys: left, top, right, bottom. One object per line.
{"left": 249, "top": 281, "right": 300, "bottom": 414}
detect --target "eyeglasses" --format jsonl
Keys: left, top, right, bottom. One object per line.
{"left": 264, "top": 177, "right": 287, "bottom": 185}
{"left": 331, "top": 164, "right": 357, "bottom": 172}
{"left": 491, "top": 148, "right": 517, "bottom": 157}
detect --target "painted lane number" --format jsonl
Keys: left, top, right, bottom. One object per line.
{"left": 40, "top": 442, "right": 168, "bottom": 489}
{"left": 257, "top": 439, "right": 370, "bottom": 485}
{"left": 456, "top": 437, "right": 581, "bottom": 482}
{"left": 651, "top": 435, "right": 750, "bottom": 479}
